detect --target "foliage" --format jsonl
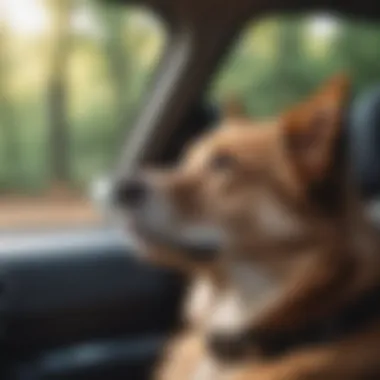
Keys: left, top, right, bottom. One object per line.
{"left": 1, "top": 2, "right": 380, "bottom": 194}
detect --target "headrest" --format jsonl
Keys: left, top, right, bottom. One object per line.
{"left": 349, "top": 85, "right": 380, "bottom": 200}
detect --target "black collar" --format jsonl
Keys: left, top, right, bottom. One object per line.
{"left": 209, "top": 282, "right": 380, "bottom": 362}
{"left": 252, "top": 282, "right": 380, "bottom": 358}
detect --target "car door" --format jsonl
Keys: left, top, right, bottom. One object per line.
{"left": 0, "top": 227, "right": 185, "bottom": 380}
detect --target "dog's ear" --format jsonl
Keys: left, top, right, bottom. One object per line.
{"left": 222, "top": 95, "right": 248, "bottom": 119}
{"left": 281, "top": 74, "right": 350, "bottom": 183}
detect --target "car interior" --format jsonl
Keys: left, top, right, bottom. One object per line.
{"left": 2, "top": 0, "right": 380, "bottom": 379}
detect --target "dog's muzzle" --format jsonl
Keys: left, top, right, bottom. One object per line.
{"left": 112, "top": 176, "right": 220, "bottom": 262}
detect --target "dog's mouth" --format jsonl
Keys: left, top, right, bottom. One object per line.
{"left": 125, "top": 216, "right": 220, "bottom": 262}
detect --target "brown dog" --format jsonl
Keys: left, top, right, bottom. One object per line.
{"left": 118, "top": 74, "right": 380, "bottom": 380}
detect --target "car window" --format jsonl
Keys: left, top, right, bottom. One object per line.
{"left": 0, "top": 0, "right": 165, "bottom": 229}
{"left": 211, "top": 14, "right": 380, "bottom": 118}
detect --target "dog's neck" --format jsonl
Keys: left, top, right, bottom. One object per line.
{"left": 208, "top": 188, "right": 380, "bottom": 344}
{"left": 206, "top": 198, "right": 380, "bottom": 363}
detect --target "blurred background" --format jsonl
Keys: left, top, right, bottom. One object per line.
{"left": 1, "top": 0, "right": 380, "bottom": 229}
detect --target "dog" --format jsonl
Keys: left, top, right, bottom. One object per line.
{"left": 115, "top": 74, "right": 380, "bottom": 380}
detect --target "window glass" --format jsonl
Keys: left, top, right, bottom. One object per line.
{"left": 211, "top": 14, "right": 380, "bottom": 117}
{"left": 0, "top": 0, "right": 165, "bottom": 229}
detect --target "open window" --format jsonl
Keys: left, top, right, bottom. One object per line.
{"left": 211, "top": 14, "right": 380, "bottom": 118}
{"left": 0, "top": 0, "right": 166, "bottom": 230}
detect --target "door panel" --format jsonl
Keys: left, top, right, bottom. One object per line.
{"left": 0, "top": 227, "right": 186, "bottom": 379}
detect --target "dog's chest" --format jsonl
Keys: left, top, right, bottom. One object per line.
{"left": 208, "top": 264, "right": 280, "bottom": 334}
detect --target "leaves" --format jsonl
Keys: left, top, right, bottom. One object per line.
{"left": 2, "top": 6, "right": 380, "bottom": 194}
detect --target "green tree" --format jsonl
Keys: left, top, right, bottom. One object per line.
{"left": 94, "top": 3, "right": 132, "bottom": 153}
{"left": 258, "top": 17, "right": 318, "bottom": 114}
{"left": 46, "top": 0, "right": 73, "bottom": 187}
{"left": 0, "top": 19, "right": 22, "bottom": 191}
{"left": 213, "top": 17, "right": 316, "bottom": 117}
{"left": 335, "top": 21, "right": 380, "bottom": 92}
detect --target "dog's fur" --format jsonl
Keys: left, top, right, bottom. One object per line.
{"left": 122, "top": 75, "right": 380, "bottom": 380}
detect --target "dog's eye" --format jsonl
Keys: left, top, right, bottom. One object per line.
{"left": 209, "top": 154, "right": 235, "bottom": 171}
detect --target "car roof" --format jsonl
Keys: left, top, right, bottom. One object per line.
{"left": 115, "top": 0, "right": 380, "bottom": 25}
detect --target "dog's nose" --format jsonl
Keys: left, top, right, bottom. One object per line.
{"left": 113, "top": 178, "right": 147, "bottom": 207}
